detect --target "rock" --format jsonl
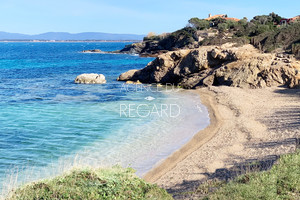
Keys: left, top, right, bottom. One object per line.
{"left": 119, "top": 43, "right": 146, "bottom": 55}
{"left": 125, "top": 80, "right": 142, "bottom": 84}
{"left": 118, "top": 44, "right": 300, "bottom": 89}
{"left": 82, "top": 49, "right": 102, "bottom": 53}
{"left": 276, "top": 53, "right": 284, "bottom": 58}
{"left": 117, "top": 70, "right": 140, "bottom": 81}
{"left": 112, "top": 28, "right": 199, "bottom": 57}
{"left": 75, "top": 73, "right": 106, "bottom": 84}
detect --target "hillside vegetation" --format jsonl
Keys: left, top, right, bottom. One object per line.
{"left": 194, "top": 13, "right": 300, "bottom": 57}
{"left": 121, "top": 13, "right": 300, "bottom": 58}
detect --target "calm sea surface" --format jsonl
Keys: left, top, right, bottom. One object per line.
{"left": 0, "top": 42, "right": 209, "bottom": 190}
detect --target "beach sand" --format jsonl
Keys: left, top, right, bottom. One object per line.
{"left": 144, "top": 86, "right": 300, "bottom": 199}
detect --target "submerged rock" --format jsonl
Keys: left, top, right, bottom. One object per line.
{"left": 118, "top": 44, "right": 300, "bottom": 89}
{"left": 75, "top": 73, "right": 106, "bottom": 84}
{"left": 125, "top": 80, "right": 142, "bottom": 84}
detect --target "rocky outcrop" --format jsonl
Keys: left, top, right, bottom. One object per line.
{"left": 75, "top": 73, "right": 106, "bottom": 84}
{"left": 111, "top": 28, "right": 199, "bottom": 57}
{"left": 111, "top": 40, "right": 171, "bottom": 57}
{"left": 118, "top": 43, "right": 147, "bottom": 55}
{"left": 118, "top": 44, "right": 300, "bottom": 89}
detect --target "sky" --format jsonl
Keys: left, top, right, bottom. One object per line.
{"left": 0, "top": 0, "right": 299, "bottom": 35}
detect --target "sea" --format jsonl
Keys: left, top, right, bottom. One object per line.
{"left": 0, "top": 42, "right": 209, "bottom": 192}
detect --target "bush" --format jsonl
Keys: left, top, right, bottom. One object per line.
{"left": 144, "top": 35, "right": 161, "bottom": 41}
{"left": 251, "top": 22, "right": 300, "bottom": 53}
{"left": 255, "top": 24, "right": 271, "bottom": 35}
{"left": 188, "top": 17, "right": 210, "bottom": 30}
{"left": 7, "top": 166, "right": 173, "bottom": 200}
{"left": 217, "top": 23, "right": 228, "bottom": 32}
{"left": 159, "top": 27, "right": 196, "bottom": 48}
{"left": 205, "top": 150, "right": 300, "bottom": 199}
{"left": 292, "top": 42, "right": 300, "bottom": 58}
{"left": 226, "top": 20, "right": 239, "bottom": 29}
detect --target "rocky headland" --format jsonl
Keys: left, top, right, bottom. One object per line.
{"left": 85, "top": 13, "right": 300, "bottom": 90}
{"left": 118, "top": 44, "right": 300, "bottom": 89}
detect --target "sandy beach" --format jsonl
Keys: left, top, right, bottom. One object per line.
{"left": 144, "top": 86, "right": 300, "bottom": 199}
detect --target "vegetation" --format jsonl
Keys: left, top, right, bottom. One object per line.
{"left": 191, "top": 150, "right": 300, "bottom": 199}
{"left": 7, "top": 166, "right": 172, "bottom": 200}
{"left": 292, "top": 42, "right": 300, "bottom": 59}
{"left": 144, "top": 32, "right": 162, "bottom": 41}
{"left": 188, "top": 17, "right": 210, "bottom": 30}
{"left": 165, "top": 27, "right": 196, "bottom": 47}
{"left": 136, "top": 12, "right": 299, "bottom": 57}
{"left": 186, "top": 12, "right": 300, "bottom": 56}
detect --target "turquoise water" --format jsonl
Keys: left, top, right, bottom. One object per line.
{"left": 0, "top": 42, "right": 209, "bottom": 191}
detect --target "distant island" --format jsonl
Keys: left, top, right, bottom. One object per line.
{"left": 0, "top": 31, "right": 145, "bottom": 41}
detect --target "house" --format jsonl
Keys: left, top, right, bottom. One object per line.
{"left": 224, "top": 17, "right": 240, "bottom": 22}
{"left": 280, "top": 15, "right": 300, "bottom": 25}
{"left": 206, "top": 14, "right": 227, "bottom": 20}
{"left": 280, "top": 18, "right": 292, "bottom": 25}
{"left": 290, "top": 15, "right": 300, "bottom": 22}
{"left": 205, "top": 14, "right": 240, "bottom": 22}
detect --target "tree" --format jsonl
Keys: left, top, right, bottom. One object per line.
{"left": 239, "top": 18, "right": 248, "bottom": 26}
{"left": 226, "top": 20, "right": 238, "bottom": 29}
{"left": 188, "top": 17, "right": 210, "bottom": 30}
{"left": 269, "top": 12, "right": 282, "bottom": 24}
{"left": 255, "top": 24, "right": 270, "bottom": 35}
{"left": 218, "top": 23, "right": 228, "bottom": 32}
{"left": 146, "top": 32, "right": 156, "bottom": 37}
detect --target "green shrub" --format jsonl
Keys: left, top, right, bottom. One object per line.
{"left": 255, "top": 24, "right": 271, "bottom": 35}
{"left": 251, "top": 22, "right": 300, "bottom": 52}
{"left": 226, "top": 20, "right": 239, "bottom": 29}
{"left": 217, "top": 23, "right": 228, "bottom": 32}
{"left": 188, "top": 17, "right": 210, "bottom": 30}
{"left": 292, "top": 42, "right": 300, "bottom": 58}
{"left": 144, "top": 35, "right": 162, "bottom": 41}
{"left": 7, "top": 166, "right": 173, "bottom": 200}
{"left": 205, "top": 150, "right": 300, "bottom": 199}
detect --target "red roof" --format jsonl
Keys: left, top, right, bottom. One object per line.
{"left": 225, "top": 17, "right": 240, "bottom": 22}
{"left": 205, "top": 14, "right": 240, "bottom": 21}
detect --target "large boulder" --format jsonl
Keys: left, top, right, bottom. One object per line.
{"left": 117, "top": 70, "right": 140, "bottom": 81}
{"left": 75, "top": 73, "right": 106, "bottom": 84}
{"left": 118, "top": 44, "right": 300, "bottom": 89}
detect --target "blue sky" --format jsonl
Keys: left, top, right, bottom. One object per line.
{"left": 0, "top": 0, "right": 299, "bottom": 35}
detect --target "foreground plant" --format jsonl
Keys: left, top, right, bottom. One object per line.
{"left": 203, "top": 150, "right": 300, "bottom": 199}
{"left": 7, "top": 166, "right": 172, "bottom": 200}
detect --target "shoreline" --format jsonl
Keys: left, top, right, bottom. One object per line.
{"left": 144, "top": 86, "right": 300, "bottom": 197}
{"left": 143, "top": 89, "right": 222, "bottom": 182}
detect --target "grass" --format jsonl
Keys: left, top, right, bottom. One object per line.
{"left": 200, "top": 150, "right": 300, "bottom": 199}
{"left": 6, "top": 166, "right": 173, "bottom": 200}
{"left": 5, "top": 150, "right": 300, "bottom": 200}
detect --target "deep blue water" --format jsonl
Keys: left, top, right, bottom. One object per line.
{"left": 0, "top": 42, "right": 209, "bottom": 192}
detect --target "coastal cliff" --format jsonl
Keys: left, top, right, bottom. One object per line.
{"left": 118, "top": 44, "right": 300, "bottom": 89}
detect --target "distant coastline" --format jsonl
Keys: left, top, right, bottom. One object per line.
{"left": 0, "top": 40, "right": 141, "bottom": 42}
{"left": 0, "top": 31, "right": 145, "bottom": 41}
